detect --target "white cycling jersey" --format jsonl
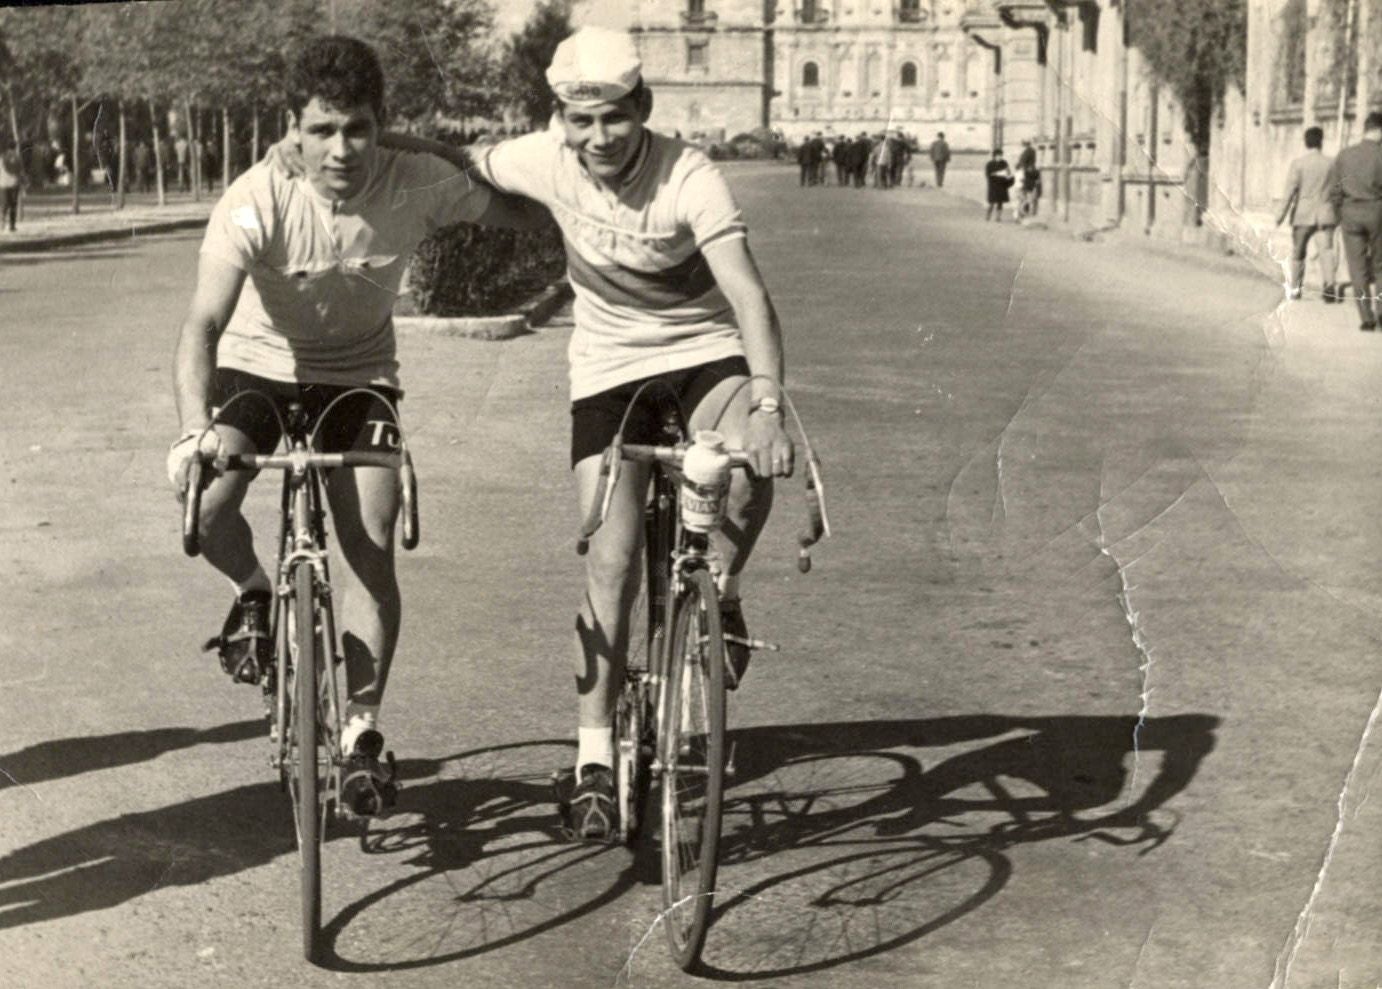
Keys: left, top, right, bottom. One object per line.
{"left": 200, "top": 152, "right": 489, "bottom": 388}
{"left": 475, "top": 128, "right": 748, "bottom": 400}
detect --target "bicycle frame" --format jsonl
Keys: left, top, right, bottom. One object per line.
{"left": 271, "top": 442, "right": 344, "bottom": 813}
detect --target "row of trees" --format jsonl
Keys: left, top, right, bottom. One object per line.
{"left": 0, "top": 0, "right": 573, "bottom": 212}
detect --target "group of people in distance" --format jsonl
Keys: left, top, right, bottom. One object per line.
{"left": 796, "top": 129, "right": 954, "bottom": 190}
{"left": 984, "top": 139, "right": 1042, "bottom": 222}
{"left": 1277, "top": 112, "right": 1382, "bottom": 333}
{"left": 166, "top": 28, "right": 795, "bottom": 842}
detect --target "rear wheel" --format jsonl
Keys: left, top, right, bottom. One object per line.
{"left": 659, "top": 567, "right": 726, "bottom": 970}
{"left": 290, "top": 562, "right": 322, "bottom": 963}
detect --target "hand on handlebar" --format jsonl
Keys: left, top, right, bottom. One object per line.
{"left": 744, "top": 414, "right": 795, "bottom": 480}
{"left": 167, "top": 429, "right": 226, "bottom": 497}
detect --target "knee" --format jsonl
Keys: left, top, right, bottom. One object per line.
{"left": 583, "top": 544, "right": 639, "bottom": 604}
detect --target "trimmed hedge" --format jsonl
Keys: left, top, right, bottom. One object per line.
{"left": 405, "top": 219, "right": 567, "bottom": 317}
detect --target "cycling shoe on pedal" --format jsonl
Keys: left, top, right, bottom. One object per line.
{"left": 339, "top": 729, "right": 399, "bottom": 818}
{"left": 557, "top": 764, "right": 618, "bottom": 843}
{"left": 203, "top": 590, "right": 273, "bottom": 685}
{"left": 720, "top": 599, "right": 751, "bottom": 690}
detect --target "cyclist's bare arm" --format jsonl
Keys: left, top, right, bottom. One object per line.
{"left": 173, "top": 255, "right": 245, "bottom": 433}
{"left": 702, "top": 236, "right": 793, "bottom": 478}
{"left": 378, "top": 132, "right": 551, "bottom": 230}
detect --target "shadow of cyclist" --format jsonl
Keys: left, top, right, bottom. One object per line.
{"left": 675, "top": 713, "right": 1217, "bottom": 981}
{"left": 0, "top": 780, "right": 294, "bottom": 930}
{"left": 317, "top": 740, "right": 636, "bottom": 972}
{"left": 0, "top": 719, "right": 262, "bottom": 791}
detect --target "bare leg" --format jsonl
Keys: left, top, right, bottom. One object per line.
{"left": 572, "top": 456, "right": 652, "bottom": 734}
{"left": 324, "top": 466, "right": 400, "bottom": 706}
{"left": 193, "top": 424, "right": 265, "bottom": 586}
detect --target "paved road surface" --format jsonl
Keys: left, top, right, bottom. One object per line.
{"left": 2, "top": 168, "right": 1380, "bottom": 988}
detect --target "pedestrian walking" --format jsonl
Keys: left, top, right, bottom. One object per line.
{"left": 0, "top": 145, "right": 23, "bottom": 232}
{"left": 1277, "top": 126, "right": 1339, "bottom": 303}
{"left": 888, "top": 130, "right": 908, "bottom": 188}
{"left": 929, "top": 132, "right": 951, "bottom": 188}
{"left": 1019, "top": 162, "right": 1042, "bottom": 218}
{"left": 796, "top": 135, "right": 818, "bottom": 187}
{"left": 984, "top": 148, "right": 1014, "bottom": 221}
{"left": 832, "top": 137, "right": 849, "bottom": 186}
{"left": 849, "top": 132, "right": 870, "bottom": 187}
{"left": 1327, "top": 111, "right": 1382, "bottom": 330}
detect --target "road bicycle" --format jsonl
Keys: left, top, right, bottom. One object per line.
{"left": 574, "top": 378, "right": 830, "bottom": 970}
{"left": 180, "top": 390, "right": 419, "bottom": 964}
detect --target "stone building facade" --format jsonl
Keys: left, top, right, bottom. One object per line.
{"left": 966, "top": 1, "right": 1202, "bottom": 239}
{"left": 629, "top": 0, "right": 1002, "bottom": 149}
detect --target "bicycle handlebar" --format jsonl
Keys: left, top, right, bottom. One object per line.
{"left": 181, "top": 448, "right": 419, "bottom": 558}
{"left": 575, "top": 437, "right": 829, "bottom": 572}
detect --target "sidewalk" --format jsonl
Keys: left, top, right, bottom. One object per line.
{"left": 1, "top": 192, "right": 212, "bottom": 254}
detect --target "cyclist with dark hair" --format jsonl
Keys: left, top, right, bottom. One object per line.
{"left": 167, "top": 35, "right": 543, "bottom": 813}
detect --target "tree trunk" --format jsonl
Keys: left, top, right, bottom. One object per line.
{"left": 186, "top": 99, "right": 199, "bottom": 202}
{"left": 5, "top": 81, "right": 21, "bottom": 222}
{"left": 223, "top": 105, "right": 232, "bottom": 189}
{"left": 1359, "top": 0, "right": 1375, "bottom": 130}
{"left": 70, "top": 93, "right": 80, "bottom": 215}
{"left": 148, "top": 97, "right": 166, "bottom": 207}
{"left": 1339, "top": 0, "right": 1360, "bottom": 143}
{"left": 117, "top": 100, "right": 128, "bottom": 210}
{"left": 252, "top": 103, "right": 260, "bottom": 163}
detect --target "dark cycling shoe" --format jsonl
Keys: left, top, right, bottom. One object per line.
{"left": 560, "top": 764, "right": 618, "bottom": 843}
{"left": 720, "top": 599, "right": 751, "bottom": 690}
{"left": 339, "top": 729, "right": 399, "bottom": 818}
{"left": 203, "top": 590, "right": 273, "bottom": 685}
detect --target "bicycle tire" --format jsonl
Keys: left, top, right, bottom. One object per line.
{"left": 292, "top": 561, "right": 323, "bottom": 963}
{"left": 659, "top": 567, "right": 726, "bottom": 971}
{"left": 614, "top": 675, "right": 650, "bottom": 846}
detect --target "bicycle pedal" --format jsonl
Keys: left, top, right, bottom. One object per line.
{"left": 725, "top": 633, "right": 780, "bottom": 653}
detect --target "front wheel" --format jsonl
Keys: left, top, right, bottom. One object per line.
{"left": 659, "top": 567, "right": 726, "bottom": 971}
{"left": 290, "top": 562, "right": 322, "bottom": 963}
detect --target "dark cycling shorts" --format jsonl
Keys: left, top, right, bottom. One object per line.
{"left": 570, "top": 356, "right": 750, "bottom": 468}
{"left": 211, "top": 368, "right": 402, "bottom": 454}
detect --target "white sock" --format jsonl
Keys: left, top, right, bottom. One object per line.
{"left": 341, "top": 703, "right": 380, "bottom": 754}
{"left": 576, "top": 725, "right": 614, "bottom": 771}
{"left": 231, "top": 564, "right": 272, "bottom": 598}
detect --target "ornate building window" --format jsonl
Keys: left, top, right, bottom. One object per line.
{"left": 802, "top": 61, "right": 821, "bottom": 87}
{"left": 688, "top": 0, "right": 704, "bottom": 13}
{"left": 900, "top": 62, "right": 918, "bottom": 88}
{"left": 801, "top": 0, "right": 819, "bottom": 22}
{"left": 688, "top": 40, "right": 709, "bottom": 71}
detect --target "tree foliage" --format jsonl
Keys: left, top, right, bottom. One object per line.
{"left": 504, "top": 0, "right": 572, "bottom": 128}
{"left": 1128, "top": 0, "right": 1247, "bottom": 156}
{"left": 332, "top": 0, "right": 498, "bottom": 126}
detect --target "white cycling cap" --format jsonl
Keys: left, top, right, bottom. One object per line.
{"left": 546, "top": 27, "right": 643, "bottom": 106}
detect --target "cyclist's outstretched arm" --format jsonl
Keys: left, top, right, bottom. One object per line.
{"left": 173, "top": 255, "right": 245, "bottom": 434}
{"left": 703, "top": 236, "right": 793, "bottom": 478}
{"left": 378, "top": 132, "right": 551, "bottom": 231}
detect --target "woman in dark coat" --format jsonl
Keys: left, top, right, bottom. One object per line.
{"left": 984, "top": 148, "right": 1014, "bottom": 221}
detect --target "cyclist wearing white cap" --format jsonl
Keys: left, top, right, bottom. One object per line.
{"left": 368, "top": 27, "right": 794, "bottom": 841}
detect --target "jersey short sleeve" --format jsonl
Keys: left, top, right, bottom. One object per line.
{"left": 676, "top": 153, "right": 747, "bottom": 250}
{"left": 200, "top": 168, "right": 271, "bottom": 270}
{"left": 390, "top": 151, "right": 490, "bottom": 231}
{"left": 473, "top": 130, "right": 559, "bottom": 202}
